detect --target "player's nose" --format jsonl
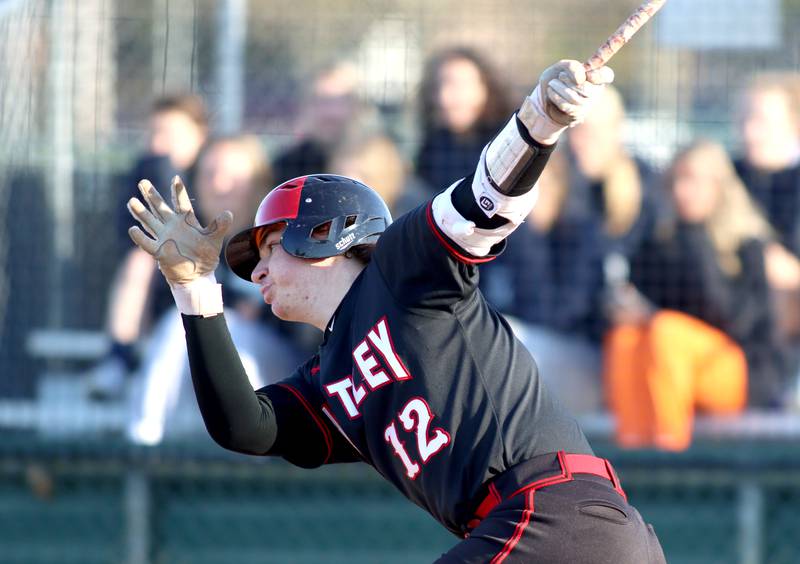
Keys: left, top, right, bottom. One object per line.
{"left": 251, "top": 257, "right": 268, "bottom": 284}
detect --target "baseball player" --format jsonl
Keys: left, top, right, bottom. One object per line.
{"left": 127, "top": 60, "right": 666, "bottom": 563}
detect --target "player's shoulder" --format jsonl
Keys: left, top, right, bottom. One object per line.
{"left": 374, "top": 200, "right": 431, "bottom": 253}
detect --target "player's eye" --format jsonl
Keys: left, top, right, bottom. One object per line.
{"left": 261, "top": 241, "right": 279, "bottom": 258}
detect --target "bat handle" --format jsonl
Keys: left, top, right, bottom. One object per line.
{"left": 584, "top": 58, "right": 603, "bottom": 72}
{"left": 584, "top": 52, "right": 612, "bottom": 72}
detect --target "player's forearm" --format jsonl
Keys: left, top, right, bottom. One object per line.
{"left": 182, "top": 313, "right": 279, "bottom": 454}
{"left": 431, "top": 60, "right": 614, "bottom": 257}
{"left": 481, "top": 97, "right": 562, "bottom": 197}
{"left": 451, "top": 114, "right": 557, "bottom": 222}
{"left": 166, "top": 272, "right": 279, "bottom": 453}
{"left": 430, "top": 110, "right": 557, "bottom": 257}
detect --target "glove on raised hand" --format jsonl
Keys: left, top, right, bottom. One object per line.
{"left": 127, "top": 176, "right": 233, "bottom": 286}
{"left": 520, "top": 60, "right": 615, "bottom": 145}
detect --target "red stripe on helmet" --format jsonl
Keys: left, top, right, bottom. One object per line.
{"left": 253, "top": 176, "right": 306, "bottom": 227}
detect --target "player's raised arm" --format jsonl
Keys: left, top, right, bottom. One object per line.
{"left": 127, "top": 176, "right": 277, "bottom": 449}
{"left": 431, "top": 60, "right": 614, "bottom": 257}
{"left": 128, "top": 176, "right": 358, "bottom": 465}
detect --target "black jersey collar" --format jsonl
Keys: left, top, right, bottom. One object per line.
{"left": 321, "top": 268, "right": 365, "bottom": 345}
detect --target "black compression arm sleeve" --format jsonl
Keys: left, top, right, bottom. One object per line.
{"left": 182, "top": 313, "right": 344, "bottom": 468}
{"left": 182, "top": 313, "right": 278, "bottom": 454}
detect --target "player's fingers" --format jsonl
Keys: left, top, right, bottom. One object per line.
{"left": 127, "top": 197, "right": 162, "bottom": 238}
{"left": 546, "top": 86, "right": 582, "bottom": 118}
{"left": 128, "top": 226, "right": 160, "bottom": 255}
{"left": 171, "top": 175, "right": 194, "bottom": 215}
{"left": 586, "top": 66, "right": 615, "bottom": 86}
{"left": 205, "top": 210, "right": 234, "bottom": 243}
{"left": 556, "top": 59, "right": 587, "bottom": 86}
{"left": 184, "top": 210, "right": 204, "bottom": 230}
{"left": 138, "top": 179, "right": 174, "bottom": 221}
{"left": 549, "top": 79, "right": 587, "bottom": 106}
{"left": 558, "top": 72, "right": 589, "bottom": 96}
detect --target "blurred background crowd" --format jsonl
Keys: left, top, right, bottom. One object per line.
{"left": 3, "top": 0, "right": 800, "bottom": 562}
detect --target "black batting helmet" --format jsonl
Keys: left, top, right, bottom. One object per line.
{"left": 225, "top": 174, "right": 392, "bottom": 281}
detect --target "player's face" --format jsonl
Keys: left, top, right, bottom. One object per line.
{"left": 250, "top": 225, "right": 339, "bottom": 323}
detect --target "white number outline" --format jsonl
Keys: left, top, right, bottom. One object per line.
{"left": 384, "top": 397, "right": 451, "bottom": 480}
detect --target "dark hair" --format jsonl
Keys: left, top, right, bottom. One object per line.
{"left": 419, "top": 46, "right": 513, "bottom": 134}
{"left": 151, "top": 94, "right": 209, "bottom": 129}
{"left": 344, "top": 244, "right": 374, "bottom": 264}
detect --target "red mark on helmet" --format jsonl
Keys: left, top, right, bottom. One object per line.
{"left": 254, "top": 176, "right": 307, "bottom": 226}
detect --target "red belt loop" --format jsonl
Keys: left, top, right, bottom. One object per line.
{"left": 475, "top": 482, "right": 502, "bottom": 520}
{"left": 465, "top": 452, "right": 627, "bottom": 534}
{"left": 561, "top": 453, "right": 627, "bottom": 501}
{"left": 604, "top": 458, "right": 628, "bottom": 501}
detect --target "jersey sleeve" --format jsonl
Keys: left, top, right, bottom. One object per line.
{"left": 265, "top": 358, "right": 362, "bottom": 468}
{"left": 371, "top": 198, "right": 504, "bottom": 309}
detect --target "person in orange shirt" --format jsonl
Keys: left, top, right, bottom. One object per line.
{"left": 604, "top": 140, "right": 783, "bottom": 451}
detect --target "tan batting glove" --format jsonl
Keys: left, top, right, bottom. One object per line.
{"left": 127, "top": 176, "right": 233, "bottom": 286}
{"left": 520, "top": 60, "right": 615, "bottom": 145}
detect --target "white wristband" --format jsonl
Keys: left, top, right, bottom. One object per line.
{"left": 169, "top": 272, "right": 224, "bottom": 317}
{"left": 519, "top": 86, "right": 567, "bottom": 146}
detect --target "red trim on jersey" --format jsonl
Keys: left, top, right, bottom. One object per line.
{"left": 254, "top": 176, "right": 306, "bottom": 225}
{"left": 310, "top": 365, "right": 320, "bottom": 376}
{"left": 425, "top": 202, "right": 496, "bottom": 265}
{"left": 275, "top": 383, "right": 333, "bottom": 465}
{"left": 321, "top": 404, "right": 366, "bottom": 461}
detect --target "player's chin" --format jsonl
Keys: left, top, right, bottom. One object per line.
{"left": 269, "top": 302, "right": 292, "bottom": 322}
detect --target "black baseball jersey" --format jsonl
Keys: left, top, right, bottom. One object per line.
{"left": 268, "top": 199, "right": 591, "bottom": 535}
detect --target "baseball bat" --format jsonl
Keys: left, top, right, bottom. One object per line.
{"left": 584, "top": 0, "right": 669, "bottom": 70}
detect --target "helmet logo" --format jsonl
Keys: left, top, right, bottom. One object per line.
{"left": 335, "top": 232, "right": 356, "bottom": 250}
{"left": 479, "top": 195, "right": 495, "bottom": 212}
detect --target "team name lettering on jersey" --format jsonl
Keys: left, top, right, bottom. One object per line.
{"left": 324, "top": 317, "right": 411, "bottom": 418}
{"left": 324, "top": 376, "right": 366, "bottom": 418}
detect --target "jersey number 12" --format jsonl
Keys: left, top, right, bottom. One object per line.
{"left": 384, "top": 397, "right": 451, "bottom": 480}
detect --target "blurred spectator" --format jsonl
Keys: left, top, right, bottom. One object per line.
{"left": 116, "top": 94, "right": 209, "bottom": 251}
{"left": 567, "top": 85, "right": 661, "bottom": 407}
{"left": 480, "top": 151, "right": 606, "bottom": 414}
{"left": 416, "top": 46, "right": 513, "bottom": 192}
{"left": 128, "top": 135, "right": 303, "bottom": 445}
{"left": 272, "top": 61, "right": 380, "bottom": 184}
{"left": 88, "top": 95, "right": 210, "bottom": 400}
{"left": 565, "top": 85, "right": 660, "bottom": 259}
{"left": 734, "top": 75, "right": 800, "bottom": 346}
{"left": 605, "top": 140, "right": 783, "bottom": 451}
{"left": 329, "top": 132, "right": 427, "bottom": 217}
{"left": 735, "top": 74, "right": 800, "bottom": 255}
